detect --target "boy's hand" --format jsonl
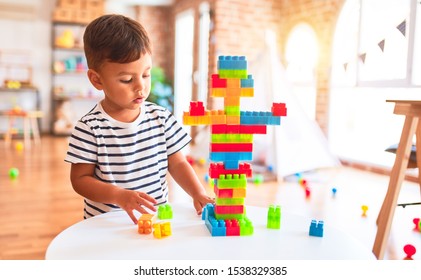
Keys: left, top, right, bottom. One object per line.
{"left": 193, "top": 194, "right": 215, "bottom": 215}
{"left": 115, "top": 189, "right": 157, "bottom": 224}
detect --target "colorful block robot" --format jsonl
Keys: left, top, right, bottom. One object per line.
{"left": 183, "top": 55, "right": 287, "bottom": 237}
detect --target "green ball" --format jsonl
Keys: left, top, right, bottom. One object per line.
{"left": 9, "top": 168, "right": 19, "bottom": 179}
{"left": 253, "top": 174, "right": 264, "bottom": 185}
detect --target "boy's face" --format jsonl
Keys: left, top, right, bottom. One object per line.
{"left": 87, "top": 53, "right": 152, "bottom": 122}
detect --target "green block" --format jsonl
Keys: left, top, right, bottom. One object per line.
{"left": 216, "top": 198, "right": 245, "bottom": 205}
{"left": 225, "top": 106, "right": 240, "bottom": 116}
{"left": 267, "top": 205, "right": 281, "bottom": 229}
{"left": 211, "top": 134, "right": 253, "bottom": 143}
{"left": 158, "top": 204, "right": 173, "bottom": 220}
{"left": 217, "top": 174, "right": 247, "bottom": 189}
{"left": 239, "top": 217, "right": 254, "bottom": 236}
{"left": 215, "top": 213, "right": 246, "bottom": 220}
{"left": 219, "top": 69, "right": 247, "bottom": 79}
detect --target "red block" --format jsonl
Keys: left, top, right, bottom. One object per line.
{"left": 210, "top": 143, "right": 253, "bottom": 152}
{"left": 211, "top": 74, "right": 227, "bottom": 88}
{"left": 210, "top": 124, "right": 266, "bottom": 134}
{"left": 225, "top": 219, "right": 240, "bottom": 236}
{"left": 272, "top": 102, "right": 287, "bottom": 116}
{"left": 189, "top": 101, "right": 205, "bottom": 116}
{"left": 214, "top": 185, "right": 233, "bottom": 198}
{"left": 209, "top": 162, "right": 252, "bottom": 178}
{"left": 215, "top": 205, "right": 244, "bottom": 214}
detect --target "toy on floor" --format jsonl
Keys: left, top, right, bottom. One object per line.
{"left": 361, "top": 205, "right": 368, "bottom": 217}
{"left": 331, "top": 187, "right": 337, "bottom": 197}
{"left": 413, "top": 218, "right": 420, "bottom": 231}
{"left": 8, "top": 168, "right": 19, "bottom": 179}
{"left": 309, "top": 219, "right": 324, "bottom": 237}
{"left": 183, "top": 55, "right": 287, "bottom": 237}
{"left": 403, "top": 244, "right": 416, "bottom": 260}
{"left": 15, "top": 141, "right": 24, "bottom": 152}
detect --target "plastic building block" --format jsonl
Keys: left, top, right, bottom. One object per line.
{"left": 209, "top": 151, "right": 252, "bottom": 162}
{"left": 267, "top": 205, "right": 281, "bottom": 229}
{"left": 210, "top": 143, "right": 253, "bottom": 152}
{"left": 153, "top": 222, "right": 171, "bottom": 239}
{"left": 214, "top": 185, "right": 246, "bottom": 198}
{"left": 240, "top": 75, "right": 254, "bottom": 88}
{"left": 271, "top": 102, "right": 287, "bottom": 116}
{"left": 138, "top": 214, "right": 156, "bottom": 234}
{"left": 158, "top": 204, "right": 173, "bottom": 220}
{"left": 211, "top": 133, "right": 253, "bottom": 143}
{"left": 216, "top": 197, "right": 245, "bottom": 205}
{"left": 209, "top": 162, "right": 252, "bottom": 178}
{"left": 225, "top": 219, "right": 240, "bottom": 236}
{"left": 189, "top": 101, "right": 205, "bottom": 116}
{"left": 309, "top": 220, "right": 324, "bottom": 237}
{"left": 239, "top": 217, "right": 254, "bottom": 236}
{"left": 216, "top": 174, "right": 247, "bottom": 189}
{"left": 215, "top": 205, "right": 244, "bottom": 215}
{"left": 211, "top": 74, "right": 227, "bottom": 88}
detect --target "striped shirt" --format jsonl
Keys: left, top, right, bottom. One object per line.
{"left": 65, "top": 101, "right": 191, "bottom": 219}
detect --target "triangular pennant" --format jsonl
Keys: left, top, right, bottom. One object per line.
{"left": 396, "top": 20, "right": 406, "bottom": 37}
{"left": 343, "top": 62, "right": 348, "bottom": 71}
{"left": 378, "top": 39, "right": 385, "bottom": 52}
{"left": 359, "top": 53, "right": 366, "bottom": 63}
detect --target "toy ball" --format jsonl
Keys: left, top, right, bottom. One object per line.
{"left": 9, "top": 168, "right": 19, "bottom": 179}
{"left": 253, "top": 174, "right": 264, "bottom": 185}
{"left": 15, "top": 141, "right": 24, "bottom": 151}
{"left": 198, "top": 157, "right": 207, "bottom": 166}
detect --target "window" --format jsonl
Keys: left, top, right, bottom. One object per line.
{"left": 329, "top": 0, "right": 421, "bottom": 168}
{"left": 285, "top": 23, "right": 318, "bottom": 120}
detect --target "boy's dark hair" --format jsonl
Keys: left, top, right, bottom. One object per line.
{"left": 83, "top": 14, "right": 151, "bottom": 70}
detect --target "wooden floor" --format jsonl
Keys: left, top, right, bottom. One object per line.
{"left": 0, "top": 136, "right": 420, "bottom": 260}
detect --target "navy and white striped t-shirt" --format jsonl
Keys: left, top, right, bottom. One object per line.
{"left": 65, "top": 101, "right": 191, "bottom": 219}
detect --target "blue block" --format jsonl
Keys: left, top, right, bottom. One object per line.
{"left": 241, "top": 75, "right": 254, "bottom": 88}
{"left": 224, "top": 160, "right": 240, "bottom": 169}
{"left": 309, "top": 220, "right": 324, "bottom": 237}
{"left": 209, "top": 152, "right": 252, "bottom": 162}
{"left": 218, "top": 55, "right": 247, "bottom": 70}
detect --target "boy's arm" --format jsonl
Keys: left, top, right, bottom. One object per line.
{"left": 70, "top": 163, "right": 157, "bottom": 224}
{"left": 167, "top": 151, "right": 214, "bottom": 214}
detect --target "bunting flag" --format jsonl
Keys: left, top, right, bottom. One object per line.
{"left": 359, "top": 53, "right": 366, "bottom": 64}
{"left": 396, "top": 20, "right": 406, "bottom": 37}
{"left": 378, "top": 39, "right": 385, "bottom": 52}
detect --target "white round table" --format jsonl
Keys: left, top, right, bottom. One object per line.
{"left": 46, "top": 203, "right": 375, "bottom": 260}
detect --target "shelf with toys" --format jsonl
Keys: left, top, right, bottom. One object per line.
{"left": 51, "top": 21, "right": 101, "bottom": 136}
{"left": 50, "top": 0, "right": 104, "bottom": 135}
